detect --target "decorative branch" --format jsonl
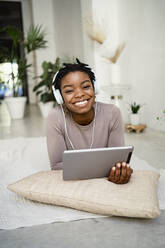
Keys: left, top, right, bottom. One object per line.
{"left": 108, "top": 42, "right": 126, "bottom": 63}
{"left": 85, "top": 15, "right": 125, "bottom": 63}
{"left": 85, "top": 16, "right": 107, "bottom": 44}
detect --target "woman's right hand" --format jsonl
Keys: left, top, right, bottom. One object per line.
{"left": 108, "top": 162, "right": 133, "bottom": 184}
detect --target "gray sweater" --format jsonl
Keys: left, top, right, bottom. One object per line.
{"left": 46, "top": 102, "right": 125, "bottom": 170}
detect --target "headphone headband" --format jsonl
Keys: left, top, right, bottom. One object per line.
{"left": 52, "top": 71, "right": 59, "bottom": 85}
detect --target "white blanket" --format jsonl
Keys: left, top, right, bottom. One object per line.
{"left": 0, "top": 137, "right": 165, "bottom": 230}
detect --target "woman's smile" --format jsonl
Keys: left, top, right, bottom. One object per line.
{"left": 74, "top": 100, "right": 88, "bottom": 106}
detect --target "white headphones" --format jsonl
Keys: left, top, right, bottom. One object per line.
{"left": 52, "top": 72, "right": 63, "bottom": 104}
{"left": 52, "top": 70, "right": 100, "bottom": 105}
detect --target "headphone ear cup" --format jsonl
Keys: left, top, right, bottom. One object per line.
{"left": 52, "top": 86, "right": 64, "bottom": 104}
{"left": 54, "top": 89, "right": 64, "bottom": 104}
{"left": 94, "top": 79, "right": 100, "bottom": 94}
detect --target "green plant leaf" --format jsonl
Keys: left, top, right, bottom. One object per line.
{"left": 24, "top": 25, "right": 47, "bottom": 53}
{"left": 0, "top": 25, "right": 47, "bottom": 97}
{"left": 130, "top": 102, "right": 141, "bottom": 114}
{"left": 36, "top": 90, "right": 42, "bottom": 96}
{"left": 40, "top": 92, "right": 55, "bottom": 103}
{"left": 33, "top": 80, "right": 48, "bottom": 92}
{"left": 33, "top": 57, "right": 62, "bottom": 103}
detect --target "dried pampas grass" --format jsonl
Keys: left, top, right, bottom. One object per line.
{"left": 84, "top": 15, "right": 125, "bottom": 63}
{"left": 107, "top": 42, "right": 126, "bottom": 63}
{"left": 85, "top": 16, "right": 107, "bottom": 44}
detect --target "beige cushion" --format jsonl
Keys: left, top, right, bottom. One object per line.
{"left": 8, "top": 170, "right": 160, "bottom": 219}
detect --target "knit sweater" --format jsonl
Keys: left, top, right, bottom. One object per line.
{"left": 46, "top": 102, "right": 125, "bottom": 170}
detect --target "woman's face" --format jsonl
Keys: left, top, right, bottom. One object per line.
{"left": 60, "top": 71, "right": 95, "bottom": 115}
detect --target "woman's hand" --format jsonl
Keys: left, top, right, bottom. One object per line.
{"left": 108, "top": 162, "right": 133, "bottom": 184}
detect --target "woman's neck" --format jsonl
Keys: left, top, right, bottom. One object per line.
{"left": 71, "top": 107, "right": 95, "bottom": 126}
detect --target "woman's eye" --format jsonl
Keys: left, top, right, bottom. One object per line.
{"left": 83, "top": 85, "right": 90, "bottom": 89}
{"left": 65, "top": 90, "right": 73, "bottom": 94}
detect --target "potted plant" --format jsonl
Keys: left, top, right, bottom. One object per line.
{"left": 0, "top": 25, "right": 47, "bottom": 119}
{"left": 129, "top": 102, "right": 142, "bottom": 125}
{"left": 33, "top": 57, "right": 76, "bottom": 118}
{"left": 33, "top": 58, "right": 61, "bottom": 118}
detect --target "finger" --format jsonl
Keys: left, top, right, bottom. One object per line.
{"left": 121, "top": 162, "right": 127, "bottom": 177}
{"left": 110, "top": 166, "right": 116, "bottom": 177}
{"left": 114, "top": 163, "right": 121, "bottom": 182}
{"left": 120, "top": 167, "right": 133, "bottom": 184}
{"left": 127, "top": 164, "right": 133, "bottom": 174}
{"left": 117, "top": 162, "right": 127, "bottom": 184}
{"left": 123, "top": 164, "right": 133, "bottom": 183}
{"left": 108, "top": 167, "right": 116, "bottom": 181}
{"left": 126, "top": 164, "right": 132, "bottom": 177}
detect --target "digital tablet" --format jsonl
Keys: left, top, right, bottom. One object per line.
{"left": 63, "top": 146, "right": 134, "bottom": 180}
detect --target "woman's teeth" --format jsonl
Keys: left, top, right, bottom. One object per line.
{"left": 75, "top": 100, "right": 88, "bottom": 106}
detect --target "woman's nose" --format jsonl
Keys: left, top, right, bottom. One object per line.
{"left": 75, "top": 88, "right": 84, "bottom": 98}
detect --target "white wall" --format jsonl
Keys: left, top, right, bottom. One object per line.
{"left": 31, "top": 0, "right": 57, "bottom": 76}
{"left": 89, "top": 0, "right": 165, "bottom": 131}
{"left": 53, "top": 0, "right": 83, "bottom": 61}
{"left": 80, "top": 0, "right": 94, "bottom": 67}
{"left": 91, "top": 0, "right": 131, "bottom": 120}
{"left": 118, "top": 0, "right": 165, "bottom": 131}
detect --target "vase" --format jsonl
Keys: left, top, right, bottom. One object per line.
{"left": 109, "top": 64, "right": 121, "bottom": 85}
{"left": 4, "top": 96, "right": 27, "bottom": 120}
{"left": 0, "top": 100, "right": 11, "bottom": 126}
{"left": 130, "top": 114, "right": 140, "bottom": 125}
{"left": 38, "top": 101, "right": 54, "bottom": 118}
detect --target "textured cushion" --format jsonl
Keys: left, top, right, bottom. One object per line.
{"left": 8, "top": 170, "right": 160, "bottom": 219}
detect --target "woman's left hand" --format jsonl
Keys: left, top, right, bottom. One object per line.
{"left": 108, "top": 162, "right": 133, "bottom": 184}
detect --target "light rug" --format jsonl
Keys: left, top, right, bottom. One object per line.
{"left": 0, "top": 137, "right": 165, "bottom": 230}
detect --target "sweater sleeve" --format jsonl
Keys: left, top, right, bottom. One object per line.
{"left": 46, "top": 109, "right": 66, "bottom": 170}
{"left": 108, "top": 106, "right": 125, "bottom": 147}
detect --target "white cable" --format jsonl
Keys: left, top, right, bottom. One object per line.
{"left": 89, "top": 101, "right": 97, "bottom": 149}
{"left": 60, "top": 102, "right": 97, "bottom": 150}
{"left": 60, "top": 105, "right": 75, "bottom": 150}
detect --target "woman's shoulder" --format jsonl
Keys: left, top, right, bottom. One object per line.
{"left": 46, "top": 105, "right": 63, "bottom": 124}
{"left": 96, "top": 101, "right": 122, "bottom": 126}
{"left": 97, "top": 101, "right": 120, "bottom": 115}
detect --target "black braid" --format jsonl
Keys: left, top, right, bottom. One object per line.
{"left": 53, "top": 58, "right": 96, "bottom": 92}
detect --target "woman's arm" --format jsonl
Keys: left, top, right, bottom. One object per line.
{"left": 46, "top": 110, "right": 66, "bottom": 170}
{"left": 107, "top": 106, "right": 133, "bottom": 184}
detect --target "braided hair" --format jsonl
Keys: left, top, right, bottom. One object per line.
{"left": 53, "top": 58, "right": 96, "bottom": 92}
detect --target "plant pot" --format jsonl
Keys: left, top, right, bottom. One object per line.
{"left": 4, "top": 96, "right": 27, "bottom": 120}
{"left": 130, "top": 113, "right": 140, "bottom": 125}
{"left": 0, "top": 100, "right": 11, "bottom": 127}
{"left": 38, "top": 101, "right": 54, "bottom": 118}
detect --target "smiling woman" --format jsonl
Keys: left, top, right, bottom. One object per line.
{"left": 61, "top": 71, "right": 95, "bottom": 125}
{"left": 46, "top": 59, "right": 133, "bottom": 184}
